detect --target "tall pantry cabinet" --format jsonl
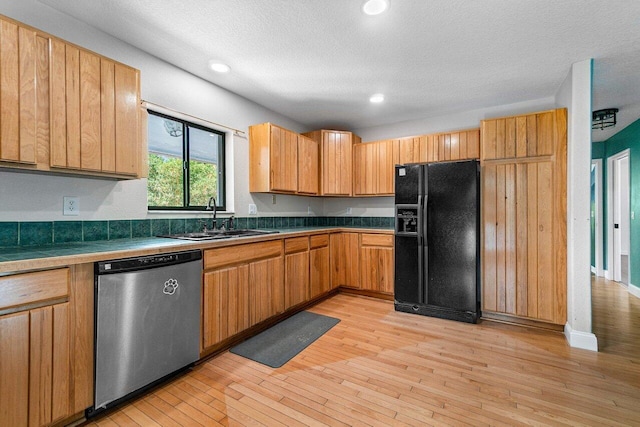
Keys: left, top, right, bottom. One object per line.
{"left": 480, "top": 108, "right": 567, "bottom": 326}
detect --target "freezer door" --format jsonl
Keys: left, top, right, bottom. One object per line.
{"left": 425, "top": 160, "right": 479, "bottom": 312}
{"left": 395, "top": 163, "right": 424, "bottom": 204}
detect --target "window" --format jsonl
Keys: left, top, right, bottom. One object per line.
{"left": 147, "top": 110, "right": 225, "bottom": 210}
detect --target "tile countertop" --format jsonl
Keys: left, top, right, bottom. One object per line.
{"left": 0, "top": 227, "right": 393, "bottom": 274}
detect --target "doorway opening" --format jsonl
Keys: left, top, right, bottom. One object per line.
{"left": 591, "top": 159, "right": 603, "bottom": 277}
{"left": 606, "top": 149, "right": 630, "bottom": 285}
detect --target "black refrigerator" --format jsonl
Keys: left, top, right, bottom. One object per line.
{"left": 394, "top": 159, "right": 480, "bottom": 323}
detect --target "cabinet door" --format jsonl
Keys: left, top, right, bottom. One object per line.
{"left": 330, "top": 232, "right": 360, "bottom": 289}
{"left": 29, "top": 303, "right": 71, "bottom": 427}
{"left": 49, "top": 41, "right": 140, "bottom": 176}
{"left": 353, "top": 142, "right": 377, "bottom": 195}
{"left": 395, "top": 136, "right": 422, "bottom": 164}
{"left": 482, "top": 162, "right": 558, "bottom": 322}
{"left": 79, "top": 50, "right": 101, "bottom": 171}
{"left": 377, "top": 140, "right": 395, "bottom": 195}
{"left": 285, "top": 250, "right": 309, "bottom": 309}
{"left": 113, "top": 63, "right": 139, "bottom": 175}
{"left": 420, "top": 134, "right": 438, "bottom": 162}
{"left": 0, "top": 20, "right": 37, "bottom": 164}
{"left": 297, "top": 134, "right": 319, "bottom": 194}
{"left": 250, "top": 256, "right": 284, "bottom": 326}
{"left": 482, "top": 111, "right": 555, "bottom": 161}
{"left": 203, "top": 265, "right": 250, "bottom": 349}
{"left": 322, "top": 131, "right": 353, "bottom": 195}
{"left": 0, "top": 303, "right": 71, "bottom": 427}
{"left": 359, "top": 234, "right": 394, "bottom": 294}
{"left": 270, "top": 125, "right": 297, "bottom": 192}
{"left": 0, "top": 311, "right": 29, "bottom": 426}
{"left": 310, "top": 236, "right": 330, "bottom": 299}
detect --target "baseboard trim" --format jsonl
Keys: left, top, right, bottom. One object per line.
{"left": 629, "top": 284, "right": 640, "bottom": 299}
{"left": 590, "top": 265, "right": 596, "bottom": 274}
{"left": 604, "top": 269, "right": 611, "bottom": 280}
{"left": 564, "top": 323, "right": 598, "bottom": 351}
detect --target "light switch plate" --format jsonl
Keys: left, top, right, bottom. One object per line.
{"left": 248, "top": 203, "right": 257, "bottom": 215}
{"left": 63, "top": 197, "right": 79, "bottom": 216}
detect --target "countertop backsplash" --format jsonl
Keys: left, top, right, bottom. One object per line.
{"left": 0, "top": 217, "right": 394, "bottom": 248}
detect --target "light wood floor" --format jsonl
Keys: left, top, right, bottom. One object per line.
{"left": 592, "top": 275, "right": 640, "bottom": 357}
{"left": 85, "top": 288, "right": 640, "bottom": 426}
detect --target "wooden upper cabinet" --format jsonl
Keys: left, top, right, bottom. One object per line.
{"left": 481, "top": 112, "right": 554, "bottom": 161}
{"left": 423, "top": 129, "right": 480, "bottom": 163}
{"left": 297, "top": 133, "right": 319, "bottom": 195}
{"left": 113, "top": 63, "right": 140, "bottom": 175}
{"left": 353, "top": 141, "right": 377, "bottom": 196}
{"left": 249, "top": 122, "right": 312, "bottom": 194}
{"left": 395, "top": 136, "right": 423, "bottom": 164}
{"left": 270, "top": 124, "right": 297, "bottom": 192}
{"left": 480, "top": 108, "right": 567, "bottom": 326}
{"left": 303, "top": 129, "right": 358, "bottom": 196}
{"left": 49, "top": 39, "right": 140, "bottom": 177}
{"left": 0, "top": 18, "right": 37, "bottom": 165}
{"left": 352, "top": 139, "right": 394, "bottom": 196}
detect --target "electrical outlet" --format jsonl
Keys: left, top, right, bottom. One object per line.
{"left": 346, "top": 207, "right": 352, "bottom": 215}
{"left": 307, "top": 206, "right": 312, "bottom": 216}
{"left": 63, "top": 197, "right": 79, "bottom": 216}
{"left": 272, "top": 194, "right": 277, "bottom": 204}
{"left": 248, "top": 203, "right": 258, "bottom": 215}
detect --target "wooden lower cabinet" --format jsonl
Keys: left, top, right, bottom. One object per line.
{"left": 203, "top": 265, "right": 250, "bottom": 349}
{"left": 250, "top": 257, "right": 284, "bottom": 325}
{"left": 0, "top": 266, "right": 93, "bottom": 427}
{"left": 330, "top": 232, "right": 360, "bottom": 289}
{"left": 284, "top": 237, "right": 310, "bottom": 309}
{"left": 359, "top": 233, "right": 394, "bottom": 294}
{"left": 309, "top": 234, "right": 330, "bottom": 298}
{"left": 202, "top": 241, "right": 284, "bottom": 350}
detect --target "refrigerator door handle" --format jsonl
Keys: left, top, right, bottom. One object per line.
{"left": 417, "top": 195, "right": 424, "bottom": 246}
{"left": 418, "top": 193, "right": 427, "bottom": 304}
{"left": 422, "top": 193, "right": 428, "bottom": 304}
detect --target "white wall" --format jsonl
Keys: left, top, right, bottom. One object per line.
{"left": 0, "top": 1, "right": 312, "bottom": 221}
{"left": 555, "top": 59, "right": 598, "bottom": 351}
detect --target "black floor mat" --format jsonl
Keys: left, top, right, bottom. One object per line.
{"left": 229, "top": 311, "right": 340, "bottom": 368}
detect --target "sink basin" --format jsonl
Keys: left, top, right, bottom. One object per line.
{"left": 158, "top": 229, "right": 279, "bottom": 241}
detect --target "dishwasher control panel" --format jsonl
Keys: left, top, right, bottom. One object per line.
{"left": 96, "top": 250, "right": 202, "bottom": 275}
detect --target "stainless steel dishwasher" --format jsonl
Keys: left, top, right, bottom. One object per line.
{"left": 90, "top": 250, "right": 202, "bottom": 415}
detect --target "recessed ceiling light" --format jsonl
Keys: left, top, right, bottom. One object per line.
{"left": 208, "top": 61, "right": 230, "bottom": 73}
{"left": 362, "top": 0, "right": 389, "bottom": 16}
{"left": 370, "top": 93, "right": 385, "bottom": 103}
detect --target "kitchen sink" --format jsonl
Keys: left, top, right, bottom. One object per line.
{"left": 158, "top": 229, "right": 279, "bottom": 241}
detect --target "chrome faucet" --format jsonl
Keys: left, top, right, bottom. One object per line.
{"left": 205, "top": 196, "right": 217, "bottom": 231}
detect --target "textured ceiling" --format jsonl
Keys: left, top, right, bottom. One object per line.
{"left": 40, "top": 0, "right": 640, "bottom": 141}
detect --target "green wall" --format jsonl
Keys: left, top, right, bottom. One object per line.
{"left": 591, "top": 119, "right": 640, "bottom": 287}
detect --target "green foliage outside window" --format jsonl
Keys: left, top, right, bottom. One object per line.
{"left": 147, "top": 110, "right": 225, "bottom": 210}
{"left": 147, "top": 154, "right": 218, "bottom": 207}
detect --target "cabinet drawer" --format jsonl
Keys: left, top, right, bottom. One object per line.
{"left": 204, "top": 240, "right": 282, "bottom": 270}
{"left": 360, "top": 233, "right": 393, "bottom": 247}
{"left": 284, "top": 237, "right": 309, "bottom": 254}
{"left": 0, "top": 268, "right": 69, "bottom": 313}
{"left": 310, "top": 234, "right": 329, "bottom": 249}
